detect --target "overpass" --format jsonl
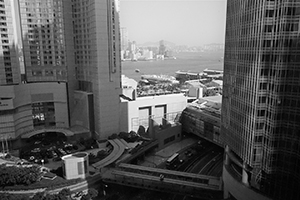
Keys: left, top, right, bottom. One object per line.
{"left": 20, "top": 128, "right": 74, "bottom": 138}
{"left": 92, "top": 139, "right": 126, "bottom": 169}
{"left": 102, "top": 163, "right": 223, "bottom": 199}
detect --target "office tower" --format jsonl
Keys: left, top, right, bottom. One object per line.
{"left": 222, "top": 1, "right": 300, "bottom": 200}
{"left": 0, "top": 0, "right": 121, "bottom": 142}
{"left": 72, "top": 0, "right": 121, "bottom": 139}
{"left": 0, "top": 0, "right": 73, "bottom": 141}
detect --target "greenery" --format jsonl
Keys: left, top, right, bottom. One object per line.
{"left": 79, "top": 138, "right": 99, "bottom": 150}
{"left": 0, "top": 164, "right": 42, "bottom": 187}
{"left": 0, "top": 188, "right": 98, "bottom": 200}
{"left": 1, "top": 172, "right": 82, "bottom": 191}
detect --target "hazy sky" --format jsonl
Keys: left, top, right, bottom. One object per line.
{"left": 119, "top": 0, "right": 227, "bottom": 46}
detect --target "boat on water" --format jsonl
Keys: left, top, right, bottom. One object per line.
{"left": 175, "top": 69, "right": 223, "bottom": 82}
{"left": 141, "top": 74, "right": 179, "bottom": 84}
{"left": 203, "top": 68, "right": 223, "bottom": 75}
{"left": 175, "top": 70, "right": 205, "bottom": 82}
{"left": 135, "top": 69, "right": 140, "bottom": 73}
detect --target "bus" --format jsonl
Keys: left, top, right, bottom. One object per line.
{"left": 166, "top": 153, "right": 179, "bottom": 169}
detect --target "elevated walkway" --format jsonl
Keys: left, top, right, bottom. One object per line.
{"left": 21, "top": 128, "right": 74, "bottom": 138}
{"left": 91, "top": 139, "right": 126, "bottom": 169}
{"left": 102, "top": 163, "right": 223, "bottom": 199}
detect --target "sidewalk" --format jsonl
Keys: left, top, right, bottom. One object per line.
{"left": 140, "top": 137, "right": 197, "bottom": 168}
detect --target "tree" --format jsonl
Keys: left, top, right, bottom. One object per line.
{"left": 87, "top": 188, "right": 98, "bottom": 199}
{"left": 137, "top": 126, "right": 146, "bottom": 135}
{"left": 80, "top": 188, "right": 98, "bottom": 200}
{"left": 58, "top": 188, "right": 71, "bottom": 198}
{"left": 31, "top": 192, "right": 45, "bottom": 200}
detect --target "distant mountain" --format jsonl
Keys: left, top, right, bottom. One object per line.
{"left": 139, "top": 40, "right": 176, "bottom": 48}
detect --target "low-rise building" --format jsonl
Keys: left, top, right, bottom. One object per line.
{"left": 181, "top": 95, "right": 222, "bottom": 147}
{"left": 62, "top": 152, "right": 89, "bottom": 180}
{"left": 120, "top": 93, "right": 187, "bottom": 134}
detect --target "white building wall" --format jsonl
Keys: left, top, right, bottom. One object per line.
{"left": 120, "top": 93, "right": 187, "bottom": 133}
{"left": 62, "top": 152, "right": 89, "bottom": 180}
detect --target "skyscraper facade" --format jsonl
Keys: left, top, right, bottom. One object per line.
{"left": 222, "top": 1, "right": 300, "bottom": 200}
{"left": 0, "top": 0, "right": 121, "bottom": 142}
{"left": 72, "top": 0, "right": 121, "bottom": 138}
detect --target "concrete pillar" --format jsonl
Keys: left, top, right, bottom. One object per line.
{"left": 242, "top": 162, "right": 249, "bottom": 186}
{"left": 223, "top": 187, "right": 229, "bottom": 199}
{"left": 148, "top": 117, "right": 154, "bottom": 138}
{"left": 224, "top": 145, "right": 230, "bottom": 166}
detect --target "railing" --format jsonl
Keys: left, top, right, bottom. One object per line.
{"left": 131, "top": 111, "right": 182, "bottom": 133}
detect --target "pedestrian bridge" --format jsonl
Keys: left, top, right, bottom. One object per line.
{"left": 102, "top": 163, "right": 223, "bottom": 199}
{"left": 92, "top": 139, "right": 126, "bottom": 169}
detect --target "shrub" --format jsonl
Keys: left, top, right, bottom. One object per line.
{"left": 0, "top": 164, "right": 42, "bottom": 187}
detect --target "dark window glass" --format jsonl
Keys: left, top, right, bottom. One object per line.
{"left": 78, "top": 162, "right": 83, "bottom": 175}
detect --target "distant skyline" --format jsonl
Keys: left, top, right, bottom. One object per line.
{"left": 119, "top": 0, "right": 227, "bottom": 46}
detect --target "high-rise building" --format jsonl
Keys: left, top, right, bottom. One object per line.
{"left": 158, "top": 40, "right": 166, "bottom": 55}
{"left": 222, "top": 1, "right": 300, "bottom": 200}
{"left": 120, "top": 27, "right": 129, "bottom": 51}
{"left": 0, "top": 0, "right": 121, "bottom": 142}
{"left": 72, "top": 0, "right": 121, "bottom": 138}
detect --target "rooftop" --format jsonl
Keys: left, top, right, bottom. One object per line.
{"left": 62, "top": 152, "right": 88, "bottom": 160}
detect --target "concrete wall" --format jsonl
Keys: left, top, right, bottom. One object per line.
{"left": 62, "top": 152, "right": 89, "bottom": 180}
{"left": 223, "top": 166, "right": 272, "bottom": 200}
{"left": 188, "top": 87, "right": 203, "bottom": 98}
{"left": 120, "top": 93, "right": 187, "bottom": 133}
{"left": 154, "top": 122, "right": 182, "bottom": 150}
{"left": 70, "top": 91, "right": 91, "bottom": 130}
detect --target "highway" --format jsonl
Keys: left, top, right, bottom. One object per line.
{"left": 170, "top": 138, "right": 224, "bottom": 200}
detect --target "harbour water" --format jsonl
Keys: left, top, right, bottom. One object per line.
{"left": 121, "top": 51, "right": 224, "bottom": 81}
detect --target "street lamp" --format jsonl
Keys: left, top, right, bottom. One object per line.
{"left": 103, "top": 184, "right": 108, "bottom": 196}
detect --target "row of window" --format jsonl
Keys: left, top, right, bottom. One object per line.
{"left": 257, "top": 107, "right": 300, "bottom": 120}
{"left": 27, "top": 23, "right": 63, "bottom": 29}
{"left": 31, "top": 70, "right": 66, "bottom": 77}
{"left": 264, "top": 23, "right": 299, "bottom": 33}
{"left": 28, "top": 28, "right": 63, "bottom": 34}
{"left": 28, "top": 43, "right": 64, "bottom": 50}
{"left": 31, "top": 61, "right": 64, "bottom": 66}
{"left": 30, "top": 55, "right": 65, "bottom": 60}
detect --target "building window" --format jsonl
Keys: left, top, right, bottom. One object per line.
{"left": 164, "top": 135, "right": 175, "bottom": 145}
{"left": 256, "top": 123, "right": 264, "bottom": 130}
{"left": 77, "top": 162, "right": 83, "bottom": 175}
{"left": 84, "top": 160, "right": 87, "bottom": 174}
{"left": 257, "top": 110, "right": 266, "bottom": 117}
{"left": 32, "top": 102, "right": 55, "bottom": 127}
{"left": 32, "top": 70, "right": 42, "bottom": 76}
{"left": 259, "top": 82, "right": 267, "bottom": 90}
{"left": 264, "top": 25, "right": 273, "bottom": 33}
{"left": 258, "top": 96, "right": 266, "bottom": 103}
{"left": 265, "top": 10, "right": 274, "bottom": 18}
{"left": 6, "top": 78, "right": 13, "bottom": 84}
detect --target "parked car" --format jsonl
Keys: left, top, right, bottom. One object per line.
{"left": 46, "top": 150, "right": 57, "bottom": 159}
{"left": 31, "top": 148, "right": 41, "bottom": 153}
{"left": 53, "top": 156, "right": 62, "bottom": 162}
{"left": 58, "top": 148, "right": 67, "bottom": 156}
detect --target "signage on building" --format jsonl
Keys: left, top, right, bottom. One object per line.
{"left": 0, "top": 99, "right": 14, "bottom": 110}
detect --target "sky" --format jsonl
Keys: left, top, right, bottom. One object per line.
{"left": 119, "top": 0, "right": 227, "bottom": 46}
